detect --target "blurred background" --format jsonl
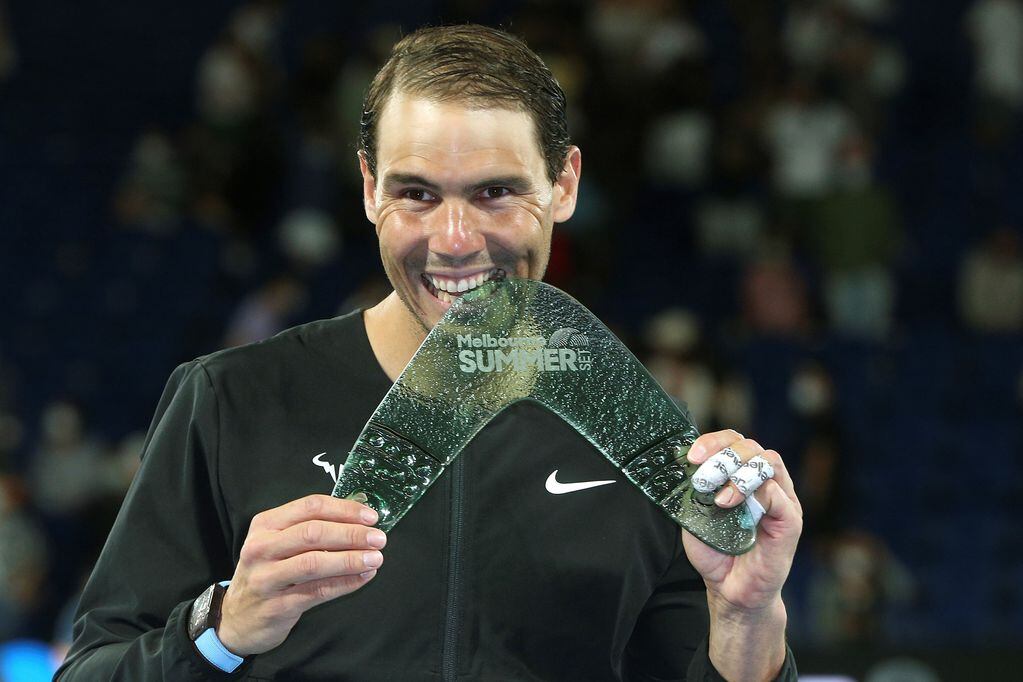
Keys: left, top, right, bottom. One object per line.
{"left": 1, "top": 0, "right": 1021, "bottom": 679}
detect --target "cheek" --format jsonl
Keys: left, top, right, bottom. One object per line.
{"left": 376, "top": 209, "right": 423, "bottom": 252}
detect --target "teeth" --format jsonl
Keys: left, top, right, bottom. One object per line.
{"left": 427, "top": 269, "right": 500, "bottom": 301}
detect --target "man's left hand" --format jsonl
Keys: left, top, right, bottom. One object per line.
{"left": 682, "top": 429, "right": 803, "bottom": 680}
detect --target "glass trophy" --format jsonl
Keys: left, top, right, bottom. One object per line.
{"left": 332, "top": 277, "right": 757, "bottom": 555}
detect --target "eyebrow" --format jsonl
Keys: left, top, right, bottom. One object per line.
{"left": 382, "top": 172, "right": 534, "bottom": 196}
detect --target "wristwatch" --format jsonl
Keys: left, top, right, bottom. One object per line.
{"left": 188, "top": 582, "right": 228, "bottom": 641}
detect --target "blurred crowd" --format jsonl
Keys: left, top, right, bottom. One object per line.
{"left": 2, "top": 0, "right": 1023, "bottom": 676}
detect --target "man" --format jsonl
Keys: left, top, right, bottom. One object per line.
{"left": 57, "top": 25, "right": 800, "bottom": 680}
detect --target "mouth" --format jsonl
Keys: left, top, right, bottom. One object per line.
{"left": 421, "top": 268, "right": 506, "bottom": 304}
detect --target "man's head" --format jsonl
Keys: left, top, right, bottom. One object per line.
{"left": 359, "top": 24, "right": 571, "bottom": 185}
{"left": 358, "top": 25, "right": 582, "bottom": 334}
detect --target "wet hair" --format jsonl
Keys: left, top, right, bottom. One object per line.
{"left": 359, "top": 24, "right": 570, "bottom": 183}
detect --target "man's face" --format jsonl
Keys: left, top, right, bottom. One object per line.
{"left": 360, "top": 93, "right": 580, "bottom": 333}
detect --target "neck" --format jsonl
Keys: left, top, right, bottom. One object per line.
{"left": 363, "top": 292, "right": 429, "bottom": 382}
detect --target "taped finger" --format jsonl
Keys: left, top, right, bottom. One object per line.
{"left": 745, "top": 493, "right": 766, "bottom": 526}
{"left": 729, "top": 455, "right": 775, "bottom": 498}
{"left": 692, "top": 446, "right": 744, "bottom": 493}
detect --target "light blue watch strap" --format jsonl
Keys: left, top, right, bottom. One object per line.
{"left": 194, "top": 580, "right": 243, "bottom": 673}
{"left": 194, "top": 628, "right": 244, "bottom": 673}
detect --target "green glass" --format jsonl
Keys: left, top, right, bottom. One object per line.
{"left": 332, "top": 278, "right": 756, "bottom": 555}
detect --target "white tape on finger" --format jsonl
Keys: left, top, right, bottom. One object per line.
{"left": 729, "top": 455, "right": 774, "bottom": 498}
{"left": 745, "top": 494, "right": 765, "bottom": 526}
{"left": 692, "top": 446, "right": 744, "bottom": 493}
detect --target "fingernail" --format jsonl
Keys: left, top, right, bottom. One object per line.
{"left": 687, "top": 443, "right": 705, "bottom": 463}
{"left": 363, "top": 551, "right": 383, "bottom": 568}
{"left": 360, "top": 507, "right": 379, "bottom": 524}
{"left": 359, "top": 569, "right": 377, "bottom": 580}
{"left": 367, "top": 530, "right": 387, "bottom": 548}
{"left": 715, "top": 487, "right": 736, "bottom": 506}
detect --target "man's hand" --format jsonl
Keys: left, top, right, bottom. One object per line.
{"left": 683, "top": 430, "right": 803, "bottom": 681}
{"left": 217, "top": 494, "right": 386, "bottom": 657}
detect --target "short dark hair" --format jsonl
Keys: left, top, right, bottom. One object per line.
{"left": 359, "top": 24, "right": 570, "bottom": 183}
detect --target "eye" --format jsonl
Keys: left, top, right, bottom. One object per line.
{"left": 479, "top": 187, "right": 512, "bottom": 200}
{"left": 402, "top": 188, "right": 436, "bottom": 202}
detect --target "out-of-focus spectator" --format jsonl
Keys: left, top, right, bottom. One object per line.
{"left": 642, "top": 308, "right": 754, "bottom": 434}
{"left": 223, "top": 275, "right": 307, "bottom": 347}
{"left": 829, "top": 18, "right": 905, "bottom": 133}
{"left": 763, "top": 77, "right": 857, "bottom": 201}
{"left": 27, "top": 402, "right": 107, "bottom": 520}
{"left": 788, "top": 361, "right": 848, "bottom": 543}
{"left": 0, "top": 472, "right": 48, "bottom": 641}
{"left": 113, "top": 130, "right": 186, "bottom": 233}
{"left": 197, "top": 36, "right": 262, "bottom": 129}
{"left": 278, "top": 208, "right": 341, "bottom": 272}
{"left": 741, "top": 238, "right": 813, "bottom": 337}
{"left": 958, "top": 227, "right": 1023, "bottom": 333}
{"left": 789, "top": 361, "right": 835, "bottom": 427}
{"left": 588, "top": 0, "right": 703, "bottom": 77}
{"left": 644, "top": 55, "right": 714, "bottom": 189}
{"left": 189, "top": 2, "right": 285, "bottom": 236}
{"left": 966, "top": 0, "right": 1023, "bottom": 110}
{"left": 783, "top": 0, "right": 843, "bottom": 73}
{"left": 228, "top": 0, "right": 282, "bottom": 65}
{"left": 643, "top": 308, "right": 716, "bottom": 425}
{"left": 806, "top": 530, "right": 915, "bottom": 645}
{"left": 695, "top": 112, "right": 768, "bottom": 259}
{"left": 645, "top": 110, "right": 713, "bottom": 189}
{"left": 695, "top": 194, "right": 765, "bottom": 259}
{"left": 807, "top": 133, "right": 901, "bottom": 340}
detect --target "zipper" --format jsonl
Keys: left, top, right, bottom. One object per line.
{"left": 441, "top": 456, "right": 465, "bottom": 681}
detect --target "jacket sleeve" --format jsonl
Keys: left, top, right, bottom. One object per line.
{"left": 55, "top": 360, "right": 248, "bottom": 680}
{"left": 623, "top": 539, "right": 798, "bottom": 682}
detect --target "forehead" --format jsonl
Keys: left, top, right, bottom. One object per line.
{"left": 374, "top": 93, "right": 546, "bottom": 180}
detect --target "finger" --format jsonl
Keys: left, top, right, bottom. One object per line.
{"left": 751, "top": 479, "right": 803, "bottom": 543}
{"left": 267, "top": 549, "right": 385, "bottom": 589}
{"left": 691, "top": 446, "right": 743, "bottom": 493}
{"left": 759, "top": 449, "right": 801, "bottom": 516}
{"left": 745, "top": 493, "right": 766, "bottom": 527}
{"left": 252, "top": 495, "right": 378, "bottom": 531}
{"left": 691, "top": 437, "right": 766, "bottom": 505}
{"left": 284, "top": 570, "right": 378, "bottom": 611}
{"left": 262, "top": 521, "right": 387, "bottom": 560}
{"left": 725, "top": 455, "right": 774, "bottom": 503}
{"left": 686, "top": 429, "right": 744, "bottom": 464}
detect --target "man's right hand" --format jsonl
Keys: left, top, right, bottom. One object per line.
{"left": 216, "top": 494, "right": 386, "bottom": 657}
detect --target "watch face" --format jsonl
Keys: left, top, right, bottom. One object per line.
{"left": 189, "top": 584, "right": 215, "bottom": 640}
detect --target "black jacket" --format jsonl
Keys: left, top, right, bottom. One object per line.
{"left": 56, "top": 311, "right": 795, "bottom": 681}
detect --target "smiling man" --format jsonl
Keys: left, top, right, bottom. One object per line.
{"left": 359, "top": 91, "right": 579, "bottom": 379}
{"left": 58, "top": 25, "right": 799, "bottom": 681}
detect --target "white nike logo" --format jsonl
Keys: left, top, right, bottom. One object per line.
{"left": 312, "top": 452, "right": 338, "bottom": 484}
{"left": 545, "top": 470, "right": 616, "bottom": 495}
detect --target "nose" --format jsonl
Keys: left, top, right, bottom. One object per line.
{"left": 428, "top": 202, "right": 485, "bottom": 260}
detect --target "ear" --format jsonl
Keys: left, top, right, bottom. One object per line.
{"left": 358, "top": 151, "right": 379, "bottom": 225}
{"left": 551, "top": 146, "right": 582, "bottom": 224}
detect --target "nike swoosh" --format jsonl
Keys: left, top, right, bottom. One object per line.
{"left": 545, "top": 470, "right": 616, "bottom": 495}
{"left": 312, "top": 452, "right": 338, "bottom": 484}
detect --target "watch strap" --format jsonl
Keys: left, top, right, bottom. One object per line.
{"left": 194, "top": 627, "right": 245, "bottom": 673}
